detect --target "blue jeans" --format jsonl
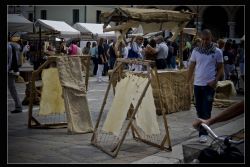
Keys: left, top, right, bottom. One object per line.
{"left": 194, "top": 85, "right": 215, "bottom": 136}
{"left": 171, "top": 56, "right": 176, "bottom": 69}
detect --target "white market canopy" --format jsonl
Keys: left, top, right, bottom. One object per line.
{"left": 35, "top": 19, "right": 80, "bottom": 38}
{"left": 8, "top": 14, "right": 34, "bottom": 32}
{"left": 72, "top": 23, "right": 115, "bottom": 38}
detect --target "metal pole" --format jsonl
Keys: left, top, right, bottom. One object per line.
{"left": 84, "top": 5, "right": 87, "bottom": 23}
{"left": 196, "top": 6, "right": 199, "bottom": 32}
{"left": 179, "top": 31, "right": 184, "bottom": 69}
{"left": 33, "top": 6, "right": 36, "bottom": 33}
{"left": 39, "top": 25, "right": 41, "bottom": 58}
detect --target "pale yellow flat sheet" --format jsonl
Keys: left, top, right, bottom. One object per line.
{"left": 102, "top": 75, "right": 137, "bottom": 136}
{"left": 39, "top": 68, "right": 65, "bottom": 116}
{"left": 102, "top": 74, "right": 160, "bottom": 136}
{"left": 130, "top": 75, "right": 160, "bottom": 135}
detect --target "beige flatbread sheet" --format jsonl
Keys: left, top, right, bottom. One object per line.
{"left": 130, "top": 75, "right": 160, "bottom": 135}
{"left": 39, "top": 68, "right": 65, "bottom": 116}
{"left": 102, "top": 74, "right": 160, "bottom": 136}
{"left": 102, "top": 75, "right": 137, "bottom": 136}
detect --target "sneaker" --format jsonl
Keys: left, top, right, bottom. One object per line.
{"left": 10, "top": 109, "right": 22, "bottom": 114}
{"left": 199, "top": 135, "right": 208, "bottom": 143}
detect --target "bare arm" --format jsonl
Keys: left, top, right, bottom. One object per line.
{"left": 207, "top": 62, "right": 224, "bottom": 88}
{"left": 187, "top": 61, "right": 196, "bottom": 83}
{"left": 193, "top": 100, "right": 244, "bottom": 128}
{"left": 215, "top": 62, "right": 224, "bottom": 81}
{"left": 146, "top": 45, "right": 158, "bottom": 55}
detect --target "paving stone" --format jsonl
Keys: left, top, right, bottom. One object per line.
{"left": 7, "top": 76, "right": 244, "bottom": 163}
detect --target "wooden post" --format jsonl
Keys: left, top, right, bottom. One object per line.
{"left": 28, "top": 56, "right": 89, "bottom": 128}
{"left": 113, "top": 80, "right": 151, "bottom": 157}
{"left": 179, "top": 30, "right": 184, "bottom": 69}
{"left": 91, "top": 63, "right": 123, "bottom": 143}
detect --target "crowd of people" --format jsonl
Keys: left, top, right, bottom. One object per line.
{"left": 14, "top": 31, "right": 244, "bottom": 85}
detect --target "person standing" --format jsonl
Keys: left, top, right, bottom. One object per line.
{"left": 183, "top": 41, "right": 191, "bottom": 69}
{"left": 223, "top": 41, "right": 235, "bottom": 80}
{"left": 96, "top": 38, "right": 107, "bottom": 82}
{"left": 68, "top": 40, "right": 78, "bottom": 56}
{"left": 129, "top": 35, "right": 144, "bottom": 71}
{"left": 144, "top": 38, "right": 157, "bottom": 61}
{"left": 22, "top": 41, "right": 30, "bottom": 60}
{"left": 171, "top": 41, "right": 178, "bottom": 69}
{"left": 8, "top": 37, "right": 23, "bottom": 113}
{"left": 237, "top": 40, "right": 244, "bottom": 81}
{"left": 166, "top": 40, "right": 174, "bottom": 69}
{"left": 82, "top": 41, "right": 91, "bottom": 55}
{"left": 107, "top": 42, "right": 117, "bottom": 70}
{"left": 187, "top": 29, "right": 224, "bottom": 143}
{"left": 59, "top": 42, "right": 67, "bottom": 54}
{"left": 217, "top": 39, "right": 225, "bottom": 56}
{"left": 146, "top": 35, "right": 168, "bottom": 69}
{"left": 90, "top": 42, "right": 98, "bottom": 76}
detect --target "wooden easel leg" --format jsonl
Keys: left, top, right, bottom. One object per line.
{"left": 91, "top": 63, "right": 123, "bottom": 143}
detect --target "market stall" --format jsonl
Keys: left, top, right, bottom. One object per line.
{"left": 8, "top": 14, "right": 34, "bottom": 33}
{"left": 102, "top": 7, "right": 195, "bottom": 114}
{"left": 72, "top": 23, "right": 115, "bottom": 39}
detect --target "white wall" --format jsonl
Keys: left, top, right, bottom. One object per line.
{"left": 85, "top": 5, "right": 118, "bottom": 23}
{"left": 35, "top": 5, "right": 119, "bottom": 25}
{"left": 8, "top": 5, "right": 34, "bottom": 20}
{"left": 36, "top": 6, "right": 86, "bottom": 25}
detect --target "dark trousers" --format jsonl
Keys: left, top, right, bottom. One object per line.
{"left": 109, "top": 57, "right": 116, "bottom": 70}
{"left": 102, "top": 62, "right": 109, "bottom": 76}
{"left": 155, "top": 59, "right": 166, "bottom": 69}
{"left": 194, "top": 85, "right": 215, "bottom": 136}
{"left": 8, "top": 74, "right": 22, "bottom": 111}
{"left": 92, "top": 57, "right": 98, "bottom": 75}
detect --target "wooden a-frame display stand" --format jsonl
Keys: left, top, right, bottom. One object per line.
{"left": 91, "top": 58, "right": 172, "bottom": 157}
{"left": 28, "top": 55, "right": 90, "bottom": 129}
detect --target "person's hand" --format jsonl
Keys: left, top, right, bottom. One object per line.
{"left": 192, "top": 118, "right": 209, "bottom": 129}
{"left": 207, "top": 79, "right": 217, "bottom": 89}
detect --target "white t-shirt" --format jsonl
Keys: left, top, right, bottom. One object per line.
{"left": 189, "top": 48, "right": 223, "bottom": 86}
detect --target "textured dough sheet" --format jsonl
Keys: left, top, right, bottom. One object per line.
{"left": 39, "top": 68, "right": 65, "bottom": 116}
{"left": 102, "top": 73, "right": 160, "bottom": 136}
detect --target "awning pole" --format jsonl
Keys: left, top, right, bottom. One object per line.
{"left": 39, "top": 25, "right": 41, "bottom": 58}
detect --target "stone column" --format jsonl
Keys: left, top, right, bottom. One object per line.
{"left": 228, "top": 21, "right": 236, "bottom": 38}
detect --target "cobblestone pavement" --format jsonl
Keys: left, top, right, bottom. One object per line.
{"left": 7, "top": 75, "right": 244, "bottom": 164}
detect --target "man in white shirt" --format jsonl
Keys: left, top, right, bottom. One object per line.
{"left": 187, "top": 29, "right": 224, "bottom": 143}
{"left": 146, "top": 35, "right": 168, "bottom": 69}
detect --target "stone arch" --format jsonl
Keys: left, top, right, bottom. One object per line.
{"left": 235, "top": 6, "right": 244, "bottom": 38}
{"left": 202, "top": 6, "right": 229, "bottom": 38}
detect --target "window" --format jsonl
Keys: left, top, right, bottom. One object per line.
{"left": 96, "top": 10, "right": 101, "bottom": 23}
{"left": 41, "top": 10, "right": 47, "bottom": 20}
{"left": 73, "top": 9, "right": 79, "bottom": 24}
{"left": 28, "top": 13, "right": 33, "bottom": 22}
